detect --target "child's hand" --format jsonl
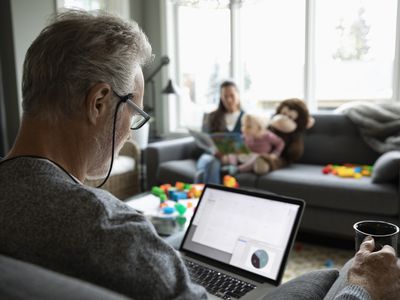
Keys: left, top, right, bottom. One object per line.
{"left": 269, "top": 153, "right": 278, "bottom": 160}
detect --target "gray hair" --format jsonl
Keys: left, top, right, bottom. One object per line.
{"left": 22, "top": 10, "right": 152, "bottom": 119}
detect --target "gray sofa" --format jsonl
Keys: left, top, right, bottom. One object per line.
{"left": 146, "top": 113, "right": 400, "bottom": 241}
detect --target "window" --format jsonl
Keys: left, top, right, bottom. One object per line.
{"left": 176, "top": 5, "right": 231, "bottom": 128}
{"left": 315, "top": 0, "right": 398, "bottom": 109}
{"left": 168, "top": 0, "right": 399, "bottom": 130}
{"left": 57, "top": 0, "right": 130, "bottom": 19}
{"left": 57, "top": 0, "right": 105, "bottom": 10}
{"left": 241, "top": 0, "right": 305, "bottom": 111}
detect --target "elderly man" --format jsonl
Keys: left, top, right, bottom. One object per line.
{"left": 0, "top": 10, "right": 205, "bottom": 299}
{"left": 0, "top": 10, "right": 399, "bottom": 300}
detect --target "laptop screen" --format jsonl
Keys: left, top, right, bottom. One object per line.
{"left": 181, "top": 185, "right": 303, "bottom": 282}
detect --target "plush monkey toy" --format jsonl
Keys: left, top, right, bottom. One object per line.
{"left": 253, "top": 98, "right": 315, "bottom": 175}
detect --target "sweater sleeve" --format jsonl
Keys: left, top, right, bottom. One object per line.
{"left": 243, "top": 134, "right": 253, "bottom": 148}
{"left": 81, "top": 194, "right": 207, "bottom": 300}
{"left": 265, "top": 131, "right": 285, "bottom": 156}
{"left": 333, "top": 285, "right": 372, "bottom": 300}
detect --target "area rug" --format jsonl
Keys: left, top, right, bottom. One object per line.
{"left": 282, "top": 242, "right": 354, "bottom": 283}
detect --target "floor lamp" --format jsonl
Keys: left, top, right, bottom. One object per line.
{"left": 144, "top": 56, "right": 177, "bottom": 141}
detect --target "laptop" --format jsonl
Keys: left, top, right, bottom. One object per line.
{"left": 179, "top": 184, "right": 305, "bottom": 300}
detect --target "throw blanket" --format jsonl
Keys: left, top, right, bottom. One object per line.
{"left": 337, "top": 102, "right": 400, "bottom": 153}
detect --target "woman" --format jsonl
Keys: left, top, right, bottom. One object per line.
{"left": 196, "top": 80, "right": 245, "bottom": 184}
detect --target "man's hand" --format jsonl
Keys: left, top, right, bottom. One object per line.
{"left": 348, "top": 236, "right": 400, "bottom": 300}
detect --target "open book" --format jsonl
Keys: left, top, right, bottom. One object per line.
{"left": 189, "top": 129, "right": 250, "bottom": 155}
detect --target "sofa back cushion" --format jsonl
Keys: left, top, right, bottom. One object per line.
{"left": 299, "top": 113, "right": 379, "bottom": 165}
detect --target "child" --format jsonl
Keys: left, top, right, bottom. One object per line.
{"left": 222, "top": 114, "right": 285, "bottom": 174}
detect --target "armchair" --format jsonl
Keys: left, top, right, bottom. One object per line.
{"left": 85, "top": 140, "right": 140, "bottom": 200}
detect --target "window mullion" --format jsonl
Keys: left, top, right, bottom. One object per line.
{"left": 304, "top": 0, "right": 317, "bottom": 112}
{"left": 230, "top": 0, "right": 241, "bottom": 86}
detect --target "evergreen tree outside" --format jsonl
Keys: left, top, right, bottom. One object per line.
{"left": 333, "top": 6, "right": 370, "bottom": 61}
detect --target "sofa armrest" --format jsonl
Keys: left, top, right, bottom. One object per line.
{"left": 119, "top": 140, "right": 140, "bottom": 162}
{"left": 85, "top": 140, "right": 140, "bottom": 199}
{"left": 146, "top": 137, "right": 198, "bottom": 189}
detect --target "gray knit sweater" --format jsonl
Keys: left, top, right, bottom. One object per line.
{"left": 0, "top": 157, "right": 207, "bottom": 300}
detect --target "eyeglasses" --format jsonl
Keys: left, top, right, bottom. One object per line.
{"left": 112, "top": 90, "right": 150, "bottom": 130}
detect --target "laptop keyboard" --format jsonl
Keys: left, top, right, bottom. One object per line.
{"left": 185, "top": 260, "right": 256, "bottom": 299}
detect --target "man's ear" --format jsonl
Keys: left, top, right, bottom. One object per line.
{"left": 85, "top": 83, "right": 112, "bottom": 125}
{"left": 307, "top": 116, "right": 315, "bottom": 129}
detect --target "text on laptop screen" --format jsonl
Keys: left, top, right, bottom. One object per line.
{"left": 182, "top": 187, "right": 300, "bottom": 280}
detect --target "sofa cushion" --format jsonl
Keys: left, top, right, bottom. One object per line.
{"left": 257, "top": 164, "right": 398, "bottom": 216}
{"left": 158, "top": 159, "right": 201, "bottom": 184}
{"left": 262, "top": 269, "right": 339, "bottom": 300}
{"left": 299, "top": 114, "right": 379, "bottom": 165}
{"left": 372, "top": 151, "right": 400, "bottom": 183}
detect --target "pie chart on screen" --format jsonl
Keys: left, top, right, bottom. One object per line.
{"left": 251, "top": 249, "right": 269, "bottom": 269}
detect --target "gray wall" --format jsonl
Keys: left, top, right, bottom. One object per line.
{"left": 10, "top": 0, "right": 55, "bottom": 103}
{"left": 0, "top": 0, "right": 55, "bottom": 150}
{"left": 0, "top": 0, "right": 20, "bottom": 151}
{"left": 0, "top": 0, "right": 165, "bottom": 150}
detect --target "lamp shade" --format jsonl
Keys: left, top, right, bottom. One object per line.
{"left": 162, "top": 79, "right": 178, "bottom": 95}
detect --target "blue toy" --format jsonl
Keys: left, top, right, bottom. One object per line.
{"left": 324, "top": 259, "right": 334, "bottom": 268}
{"left": 162, "top": 207, "right": 175, "bottom": 215}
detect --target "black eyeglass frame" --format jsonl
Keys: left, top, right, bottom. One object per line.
{"left": 112, "top": 90, "right": 150, "bottom": 130}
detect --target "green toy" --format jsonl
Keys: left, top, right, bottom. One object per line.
{"left": 175, "top": 203, "right": 187, "bottom": 227}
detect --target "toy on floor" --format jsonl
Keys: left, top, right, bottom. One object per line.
{"left": 322, "top": 164, "right": 373, "bottom": 179}
{"left": 223, "top": 175, "right": 239, "bottom": 188}
{"left": 294, "top": 242, "right": 304, "bottom": 252}
{"left": 324, "top": 259, "right": 335, "bottom": 268}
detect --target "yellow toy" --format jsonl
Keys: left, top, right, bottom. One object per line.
{"left": 322, "top": 164, "right": 372, "bottom": 179}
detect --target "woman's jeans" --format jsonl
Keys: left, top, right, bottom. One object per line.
{"left": 196, "top": 153, "right": 221, "bottom": 184}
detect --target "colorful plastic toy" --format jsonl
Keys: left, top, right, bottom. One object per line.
{"left": 294, "top": 243, "right": 303, "bottom": 252}
{"left": 174, "top": 203, "right": 187, "bottom": 215}
{"left": 175, "top": 181, "right": 185, "bottom": 191}
{"left": 152, "top": 182, "right": 205, "bottom": 202}
{"left": 223, "top": 175, "right": 239, "bottom": 188}
{"left": 170, "top": 191, "right": 188, "bottom": 201}
{"left": 175, "top": 203, "right": 187, "bottom": 227}
{"left": 322, "top": 164, "right": 372, "bottom": 179}
{"left": 162, "top": 206, "right": 175, "bottom": 214}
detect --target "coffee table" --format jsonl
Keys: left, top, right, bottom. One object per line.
{"left": 126, "top": 192, "right": 198, "bottom": 237}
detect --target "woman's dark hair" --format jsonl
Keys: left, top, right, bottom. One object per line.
{"left": 208, "top": 80, "right": 239, "bottom": 132}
